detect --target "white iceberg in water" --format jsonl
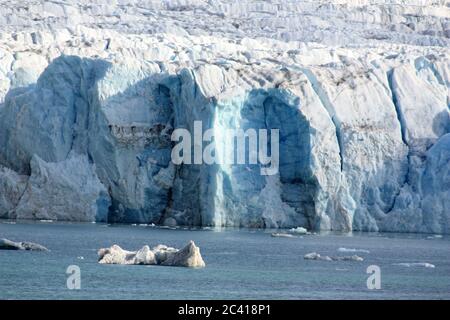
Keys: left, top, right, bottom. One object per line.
{"left": 336, "top": 255, "right": 364, "bottom": 262}
{"left": 304, "top": 252, "right": 363, "bottom": 262}
{"left": 394, "top": 262, "right": 435, "bottom": 268}
{"left": 338, "top": 247, "right": 370, "bottom": 254}
{"left": 271, "top": 232, "right": 296, "bottom": 238}
{"left": 0, "top": 238, "right": 48, "bottom": 251}
{"left": 289, "top": 227, "right": 309, "bottom": 234}
{"left": 98, "top": 240, "right": 205, "bottom": 268}
{"left": 426, "top": 235, "right": 443, "bottom": 240}
{"left": 304, "top": 252, "right": 333, "bottom": 261}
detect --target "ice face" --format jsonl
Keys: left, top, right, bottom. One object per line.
{"left": 0, "top": 1, "right": 449, "bottom": 232}
{"left": 13, "top": 154, "right": 111, "bottom": 222}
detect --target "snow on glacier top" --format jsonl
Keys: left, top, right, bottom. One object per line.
{"left": 0, "top": 0, "right": 449, "bottom": 47}
{"left": 0, "top": 1, "right": 448, "bottom": 105}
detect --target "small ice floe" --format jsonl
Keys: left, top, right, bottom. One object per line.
{"left": 0, "top": 238, "right": 49, "bottom": 251}
{"left": 77, "top": 256, "right": 84, "bottom": 260}
{"left": 158, "top": 226, "right": 177, "bottom": 230}
{"left": 159, "top": 225, "right": 178, "bottom": 230}
{"left": 394, "top": 262, "right": 435, "bottom": 268}
{"left": 338, "top": 247, "right": 370, "bottom": 254}
{"left": 39, "top": 220, "right": 53, "bottom": 223}
{"left": 289, "top": 227, "right": 309, "bottom": 234}
{"left": 2, "top": 221, "right": 16, "bottom": 224}
{"left": 304, "top": 252, "right": 363, "bottom": 262}
{"left": 98, "top": 240, "right": 205, "bottom": 268}
{"left": 132, "top": 223, "right": 156, "bottom": 227}
{"left": 304, "top": 252, "right": 332, "bottom": 261}
{"left": 271, "top": 232, "right": 296, "bottom": 238}
{"left": 426, "top": 235, "right": 443, "bottom": 240}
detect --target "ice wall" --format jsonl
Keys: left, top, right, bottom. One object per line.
{"left": 0, "top": 0, "right": 449, "bottom": 232}
{"left": 0, "top": 52, "right": 448, "bottom": 233}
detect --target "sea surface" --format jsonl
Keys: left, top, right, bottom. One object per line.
{"left": 0, "top": 221, "right": 449, "bottom": 299}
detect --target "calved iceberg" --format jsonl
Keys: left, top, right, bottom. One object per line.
{"left": 304, "top": 252, "right": 364, "bottom": 262}
{"left": 98, "top": 240, "right": 206, "bottom": 268}
{"left": 0, "top": 238, "right": 48, "bottom": 251}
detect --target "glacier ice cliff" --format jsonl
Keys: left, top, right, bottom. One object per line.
{"left": 0, "top": 0, "right": 449, "bottom": 233}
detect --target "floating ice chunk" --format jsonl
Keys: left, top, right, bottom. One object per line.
{"left": 426, "top": 235, "right": 443, "bottom": 239}
{"left": 335, "top": 255, "right": 364, "bottom": 262}
{"left": 304, "top": 252, "right": 363, "bottom": 262}
{"left": 338, "top": 248, "right": 370, "bottom": 254}
{"left": 98, "top": 240, "right": 205, "bottom": 268}
{"left": 289, "top": 227, "right": 309, "bottom": 234}
{"left": 271, "top": 232, "right": 296, "bottom": 238}
{"left": 394, "top": 262, "right": 435, "bottom": 268}
{"left": 304, "top": 252, "right": 332, "bottom": 261}
{"left": 0, "top": 238, "right": 49, "bottom": 251}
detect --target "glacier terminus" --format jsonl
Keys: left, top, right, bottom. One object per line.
{"left": 0, "top": 0, "right": 449, "bottom": 234}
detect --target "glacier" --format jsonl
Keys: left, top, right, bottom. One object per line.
{"left": 0, "top": 0, "right": 449, "bottom": 233}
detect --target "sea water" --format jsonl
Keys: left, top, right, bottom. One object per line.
{"left": 0, "top": 221, "right": 449, "bottom": 299}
